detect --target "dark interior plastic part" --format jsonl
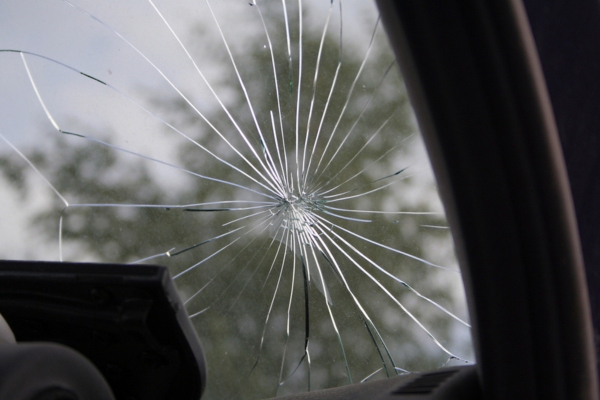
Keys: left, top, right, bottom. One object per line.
{"left": 270, "top": 365, "right": 481, "bottom": 400}
{"left": 0, "top": 260, "right": 206, "bottom": 400}
{"left": 0, "top": 342, "right": 114, "bottom": 400}
{"left": 376, "top": 0, "right": 598, "bottom": 399}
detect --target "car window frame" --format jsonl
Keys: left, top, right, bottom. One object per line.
{"left": 376, "top": 1, "right": 598, "bottom": 399}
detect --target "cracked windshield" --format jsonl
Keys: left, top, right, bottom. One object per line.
{"left": 0, "top": 1, "right": 473, "bottom": 398}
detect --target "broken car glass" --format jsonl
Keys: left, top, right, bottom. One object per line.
{"left": 0, "top": 1, "right": 473, "bottom": 398}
